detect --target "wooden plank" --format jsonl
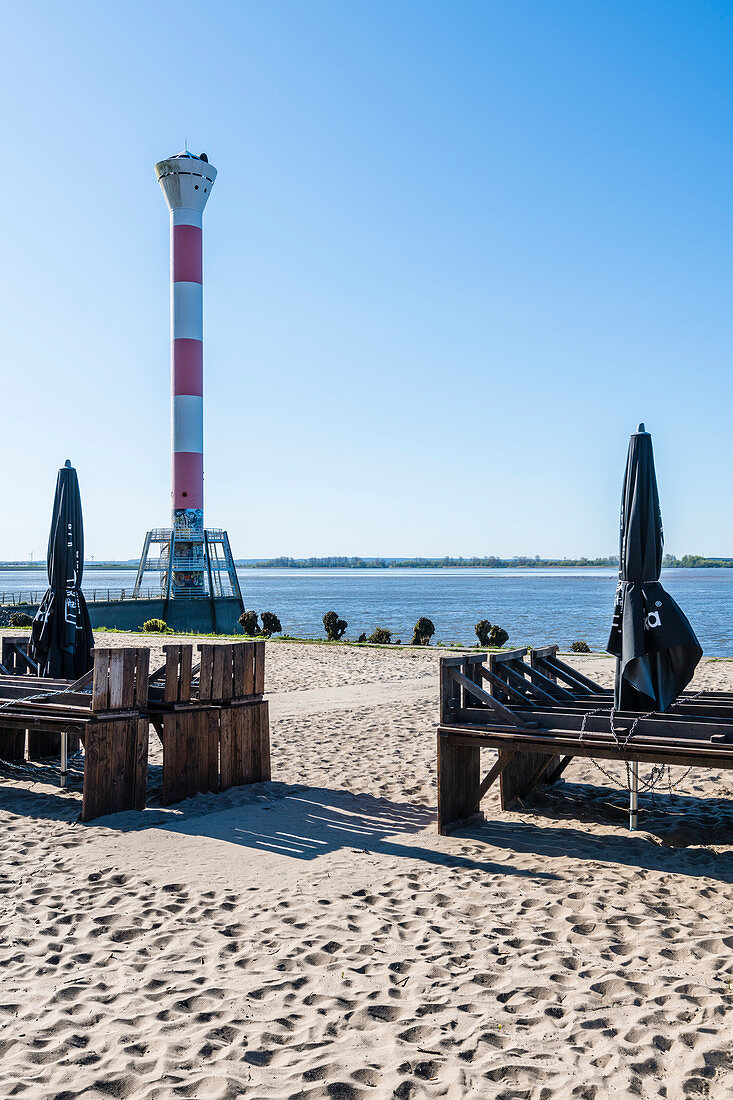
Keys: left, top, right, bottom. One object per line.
{"left": 179, "top": 646, "right": 192, "bottom": 703}
{"left": 450, "top": 669, "right": 527, "bottom": 727}
{"left": 477, "top": 662, "right": 533, "bottom": 705}
{"left": 499, "top": 661, "right": 558, "bottom": 706}
{"left": 491, "top": 648, "right": 528, "bottom": 664}
{"left": 254, "top": 641, "right": 265, "bottom": 695}
{"left": 440, "top": 657, "right": 461, "bottom": 724}
{"left": 219, "top": 707, "right": 234, "bottom": 790}
{"left": 108, "top": 653, "right": 125, "bottom": 711}
{"left": 199, "top": 646, "right": 214, "bottom": 701}
{"left": 541, "top": 655, "right": 608, "bottom": 694}
{"left": 108, "top": 719, "right": 132, "bottom": 813}
{"left": 255, "top": 701, "right": 272, "bottom": 782}
{"left": 82, "top": 721, "right": 111, "bottom": 821}
{"left": 439, "top": 653, "right": 487, "bottom": 667}
{"left": 164, "top": 646, "right": 180, "bottom": 703}
{"left": 476, "top": 748, "right": 515, "bottom": 803}
{"left": 512, "top": 707, "right": 733, "bottom": 742}
{"left": 133, "top": 718, "right": 149, "bottom": 810}
{"left": 522, "top": 658, "right": 576, "bottom": 702}
{"left": 243, "top": 642, "right": 254, "bottom": 697}
{"left": 91, "top": 649, "right": 110, "bottom": 712}
{"left": 233, "top": 644, "right": 246, "bottom": 700}
{"left": 161, "top": 712, "right": 183, "bottom": 805}
{"left": 222, "top": 645, "right": 234, "bottom": 702}
{"left": 205, "top": 709, "right": 219, "bottom": 792}
{"left": 437, "top": 729, "right": 481, "bottom": 835}
{"left": 438, "top": 726, "right": 733, "bottom": 770}
{"left": 134, "top": 648, "right": 150, "bottom": 708}
{"left": 212, "top": 645, "right": 226, "bottom": 701}
{"left": 121, "top": 648, "right": 136, "bottom": 709}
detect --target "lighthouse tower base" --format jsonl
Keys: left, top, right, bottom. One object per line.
{"left": 132, "top": 527, "right": 244, "bottom": 633}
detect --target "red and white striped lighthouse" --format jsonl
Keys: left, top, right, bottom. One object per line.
{"left": 133, "top": 148, "right": 243, "bottom": 620}
{"left": 155, "top": 149, "right": 217, "bottom": 540}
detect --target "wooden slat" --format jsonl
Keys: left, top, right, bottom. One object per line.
{"left": 257, "top": 701, "right": 271, "bottom": 781}
{"left": 254, "top": 641, "right": 265, "bottom": 695}
{"left": 438, "top": 725, "right": 733, "bottom": 769}
{"left": 212, "top": 645, "right": 227, "bottom": 701}
{"left": 437, "top": 729, "right": 481, "bottom": 835}
{"left": 243, "top": 642, "right": 254, "bottom": 697}
{"left": 108, "top": 718, "right": 132, "bottom": 812}
{"left": 476, "top": 748, "right": 515, "bottom": 803}
{"left": 541, "top": 655, "right": 608, "bottom": 694}
{"left": 491, "top": 648, "right": 528, "bottom": 664}
{"left": 477, "top": 662, "right": 533, "bottom": 704}
{"left": 499, "top": 661, "right": 558, "bottom": 706}
{"left": 233, "top": 644, "right": 246, "bottom": 700}
{"left": 91, "top": 649, "right": 110, "bottom": 712}
{"left": 179, "top": 646, "right": 192, "bottom": 703}
{"left": 219, "top": 707, "right": 234, "bottom": 790}
{"left": 134, "top": 648, "right": 149, "bottom": 708}
{"left": 164, "top": 646, "right": 180, "bottom": 703}
{"left": 82, "top": 721, "right": 111, "bottom": 820}
{"left": 133, "top": 717, "right": 149, "bottom": 810}
{"left": 522, "top": 658, "right": 576, "bottom": 702}
{"left": 121, "top": 648, "right": 136, "bottom": 709}
{"left": 108, "top": 653, "right": 125, "bottom": 711}
{"left": 199, "top": 646, "right": 214, "bottom": 701}
{"left": 450, "top": 669, "right": 527, "bottom": 727}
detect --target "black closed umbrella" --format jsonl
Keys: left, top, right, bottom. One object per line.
{"left": 30, "top": 460, "right": 94, "bottom": 679}
{"left": 607, "top": 424, "right": 701, "bottom": 712}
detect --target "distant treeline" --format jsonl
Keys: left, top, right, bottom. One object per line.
{"left": 663, "top": 554, "right": 733, "bottom": 568}
{"left": 247, "top": 555, "right": 621, "bottom": 569}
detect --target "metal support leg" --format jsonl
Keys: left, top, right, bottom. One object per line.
{"left": 60, "top": 730, "right": 68, "bottom": 789}
{"left": 629, "top": 761, "right": 638, "bottom": 831}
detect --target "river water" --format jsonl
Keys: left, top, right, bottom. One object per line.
{"left": 1, "top": 567, "right": 732, "bottom": 656}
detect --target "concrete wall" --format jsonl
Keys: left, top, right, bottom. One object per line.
{"left": 87, "top": 597, "right": 244, "bottom": 634}
{"left": 1, "top": 598, "right": 244, "bottom": 635}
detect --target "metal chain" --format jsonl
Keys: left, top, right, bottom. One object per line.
{"left": 576, "top": 691, "right": 701, "bottom": 802}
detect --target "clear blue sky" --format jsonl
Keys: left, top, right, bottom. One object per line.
{"left": 2, "top": 1, "right": 731, "bottom": 560}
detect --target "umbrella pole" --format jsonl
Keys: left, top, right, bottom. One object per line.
{"left": 60, "top": 731, "right": 67, "bottom": 789}
{"left": 629, "top": 761, "right": 639, "bottom": 831}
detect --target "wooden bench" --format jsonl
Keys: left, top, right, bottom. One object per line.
{"left": 437, "top": 646, "right": 733, "bottom": 834}
{"left": 0, "top": 641, "right": 272, "bottom": 821}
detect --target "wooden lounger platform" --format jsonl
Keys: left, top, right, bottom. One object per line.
{"left": 0, "top": 641, "right": 270, "bottom": 822}
{"left": 437, "top": 645, "right": 733, "bottom": 834}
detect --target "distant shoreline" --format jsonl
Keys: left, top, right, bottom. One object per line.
{"left": 0, "top": 555, "right": 731, "bottom": 570}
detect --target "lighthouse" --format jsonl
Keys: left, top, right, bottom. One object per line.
{"left": 156, "top": 150, "right": 215, "bottom": 546}
{"left": 133, "top": 149, "right": 243, "bottom": 630}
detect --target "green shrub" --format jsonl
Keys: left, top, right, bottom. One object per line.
{"left": 411, "top": 617, "right": 435, "bottom": 646}
{"left": 143, "top": 618, "right": 168, "bottom": 633}
{"left": 260, "top": 612, "right": 282, "bottom": 638}
{"left": 9, "top": 612, "right": 33, "bottom": 627}
{"left": 368, "top": 627, "right": 392, "bottom": 644}
{"left": 571, "top": 640, "right": 591, "bottom": 653}
{"left": 239, "top": 610, "right": 260, "bottom": 636}
{"left": 475, "top": 619, "right": 509, "bottom": 648}
{"left": 323, "top": 611, "right": 347, "bottom": 641}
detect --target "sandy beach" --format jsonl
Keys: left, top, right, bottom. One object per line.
{"left": 2, "top": 634, "right": 733, "bottom": 1099}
